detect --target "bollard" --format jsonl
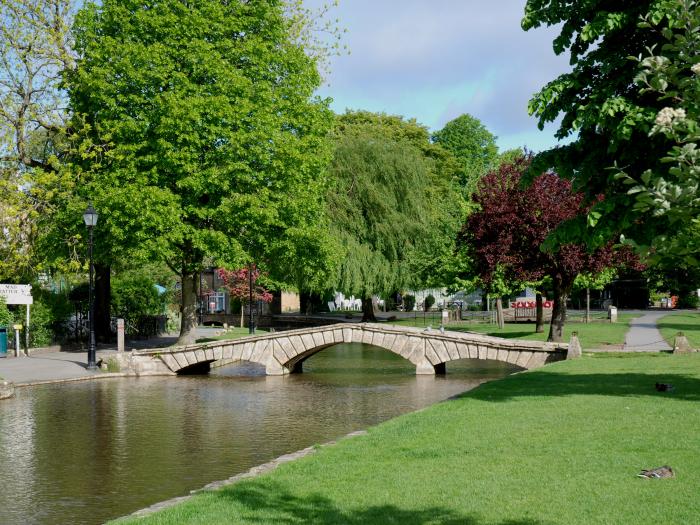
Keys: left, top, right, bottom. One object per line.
{"left": 13, "top": 324, "right": 22, "bottom": 357}
{"left": 117, "top": 318, "right": 125, "bottom": 353}
{"left": 567, "top": 331, "right": 582, "bottom": 359}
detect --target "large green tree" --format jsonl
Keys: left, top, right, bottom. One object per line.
{"left": 64, "top": 0, "right": 333, "bottom": 344}
{"left": 523, "top": 0, "right": 699, "bottom": 257}
{"left": 431, "top": 113, "right": 498, "bottom": 195}
{"left": 325, "top": 111, "right": 464, "bottom": 321}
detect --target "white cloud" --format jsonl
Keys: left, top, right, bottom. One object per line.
{"left": 309, "top": 0, "right": 572, "bottom": 151}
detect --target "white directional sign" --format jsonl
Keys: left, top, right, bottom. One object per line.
{"left": 0, "top": 284, "right": 33, "bottom": 305}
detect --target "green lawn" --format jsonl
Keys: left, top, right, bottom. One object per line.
{"left": 657, "top": 312, "right": 700, "bottom": 349}
{"left": 196, "top": 327, "right": 268, "bottom": 343}
{"left": 115, "top": 352, "right": 700, "bottom": 524}
{"left": 389, "top": 314, "right": 639, "bottom": 350}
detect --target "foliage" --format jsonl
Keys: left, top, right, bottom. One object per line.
{"left": 0, "top": 0, "right": 76, "bottom": 280}
{"left": 523, "top": 0, "right": 699, "bottom": 262}
{"left": 0, "top": 297, "right": 12, "bottom": 328}
{"left": 431, "top": 113, "right": 499, "bottom": 194}
{"left": 403, "top": 294, "right": 416, "bottom": 312}
{"left": 216, "top": 267, "right": 273, "bottom": 305}
{"left": 111, "top": 273, "right": 168, "bottom": 321}
{"left": 463, "top": 158, "right": 640, "bottom": 341}
{"left": 61, "top": 0, "right": 333, "bottom": 344}
{"left": 423, "top": 294, "right": 436, "bottom": 311}
{"left": 20, "top": 299, "right": 53, "bottom": 347}
{"left": 616, "top": 1, "right": 700, "bottom": 267}
{"left": 324, "top": 111, "right": 465, "bottom": 315}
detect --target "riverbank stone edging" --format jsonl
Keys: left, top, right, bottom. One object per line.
{"left": 124, "top": 430, "right": 368, "bottom": 520}
{"left": 123, "top": 322, "right": 570, "bottom": 377}
{"left": 0, "top": 380, "right": 15, "bottom": 400}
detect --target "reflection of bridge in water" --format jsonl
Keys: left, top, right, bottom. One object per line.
{"left": 120, "top": 323, "right": 574, "bottom": 377}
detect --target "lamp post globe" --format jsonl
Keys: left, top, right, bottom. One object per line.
{"left": 83, "top": 205, "right": 99, "bottom": 370}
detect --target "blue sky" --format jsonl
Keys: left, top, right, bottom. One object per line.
{"left": 310, "top": 0, "right": 571, "bottom": 153}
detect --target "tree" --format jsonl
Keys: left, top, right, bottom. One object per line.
{"left": 432, "top": 114, "right": 499, "bottom": 194}
{"left": 0, "top": 0, "right": 75, "bottom": 281}
{"left": 217, "top": 267, "right": 273, "bottom": 328}
{"left": 464, "top": 158, "right": 639, "bottom": 342}
{"left": 523, "top": 0, "right": 699, "bottom": 259}
{"left": 324, "top": 112, "right": 464, "bottom": 322}
{"left": 64, "top": 0, "right": 333, "bottom": 345}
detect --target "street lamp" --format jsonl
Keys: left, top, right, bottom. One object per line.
{"left": 83, "top": 204, "right": 98, "bottom": 370}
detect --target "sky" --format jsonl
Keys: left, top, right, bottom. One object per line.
{"left": 309, "top": 0, "right": 572, "bottom": 153}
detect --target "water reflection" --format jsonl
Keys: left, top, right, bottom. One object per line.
{"left": 0, "top": 343, "right": 516, "bottom": 525}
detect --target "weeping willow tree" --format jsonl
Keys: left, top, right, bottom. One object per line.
{"left": 325, "top": 112, "right": 464, "bottom": 321}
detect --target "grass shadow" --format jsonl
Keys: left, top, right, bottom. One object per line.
{"left": 465, "top": 369, "right": 700, "bottom": 402}
{"left": 212, "top": 481, "right": 548, "bottom": 525}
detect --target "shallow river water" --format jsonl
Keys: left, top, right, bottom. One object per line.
{"left": 0, "top": 343, "right": 516, "bottom": 524}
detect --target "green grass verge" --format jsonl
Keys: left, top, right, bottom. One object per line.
{"left": 389, "top": 314, "right": 639, "bottom": 350}
{"left": 196, "top": 327, "right": 268, "bottom": 343}
{"left": 114, "top": 352, "right": 700, "bottom": 524}
{"left": 657, "top": 312, "right": 700, "bottom": 349}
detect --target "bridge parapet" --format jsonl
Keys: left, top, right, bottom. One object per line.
{"left": 124, "top": 323, "right": 570, "bottom": 377}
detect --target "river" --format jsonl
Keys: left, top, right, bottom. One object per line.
{"left": 0, "top": 343, "right": 516, "bottom": 524}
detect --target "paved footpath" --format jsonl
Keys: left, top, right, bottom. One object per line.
{"left": 0, "top": 327, "right": 221, "bottom": 385}
{"left": 623, "top": 310, "right": 673, "bottom": 352}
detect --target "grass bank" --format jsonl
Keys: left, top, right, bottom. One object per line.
{"left": 390, "top": 314, "right": 638, "bottom": 350}
{"left": 657, "top": 312, "right": 700, "bottom": 349}
{"left": 116, "top": 353, "right": 700, "bottom": 524}
{"left": 196, "top": 327, "right": 268, "bottom": 343}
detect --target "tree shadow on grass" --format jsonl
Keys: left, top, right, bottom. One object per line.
{"left": 464, "top": 369, "right": 700, "bottom": 402}
{"left": 655, "top": 321, "right": 700, "bottom": 335}
{"left": 213, "top": 481, "right": 548, "bottom": 525}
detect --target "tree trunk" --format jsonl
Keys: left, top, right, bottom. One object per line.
{"left": 240, "top": 302, "right": 244, "bottom": 328}
{"left": 361, "top": 296, "right": 377, "bottom": 322}
{"left": 94, "top": 263, "right": 112, "bottom": 342}
{"left": 495, "top": 297, "right": 504, "bottom": 329}
{"left": 535, "top": 293, "right": 544, "bottom": 333}
{"left": 178, "top": 272, "right": 198, "bottom": 346}
{"left": 548, "top": 277, "right": 569, "bottom": 343}
{"left": 483, "top": 293, "right": 489, "bottom": 311}
{"left": 585, "top": 287, "right": 591, "bottom": 323}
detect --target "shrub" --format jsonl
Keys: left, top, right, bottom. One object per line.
{"left": 424, "top": 294, "right": 436, "bottom": 311}
{"left": 112, "top": 274, "right": 168, "bottom": 321}
{"left": 20, "top": 300, "right": 54, "bottom": 347}
{"left": 0, "top": 297, "right": 12, "bottom": 328}
{"left": 677, "top": 293, "right": 699, "bottom": 309}
{"left": 403, "top": 294, "right": 416, "bottom": 311}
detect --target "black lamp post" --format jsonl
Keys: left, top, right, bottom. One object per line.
{"left": 83, "top": 204, "right": 99, "bottom": 370}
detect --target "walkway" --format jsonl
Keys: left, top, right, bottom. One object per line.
{"left": 623, "top": 311, "right": 673, "bottom": 351}
{"left": 0, "top": 327, "right": 221, "bottom": 385}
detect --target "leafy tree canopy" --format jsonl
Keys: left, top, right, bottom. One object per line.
{"left": 61, "top": 0, "right": 333, "bottom": 343}
{"left": 523, "top": 0, "right": 700, "bottom": 264}
{"left": 325, "top": 112, "right": 464, "bottom": 319}
{"left": 464, "top": 158, "right": 639, "bottom": 341}
{"left": 432, "top": 113, "right": 499, "bottom": 193}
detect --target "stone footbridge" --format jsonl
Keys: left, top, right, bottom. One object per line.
{"left": 118, "top": 323, "right": 574, "bottom": 376}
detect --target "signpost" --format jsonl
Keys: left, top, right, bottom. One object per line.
{"left": 0, "top": 284, "right": 33, "bottom": 356}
